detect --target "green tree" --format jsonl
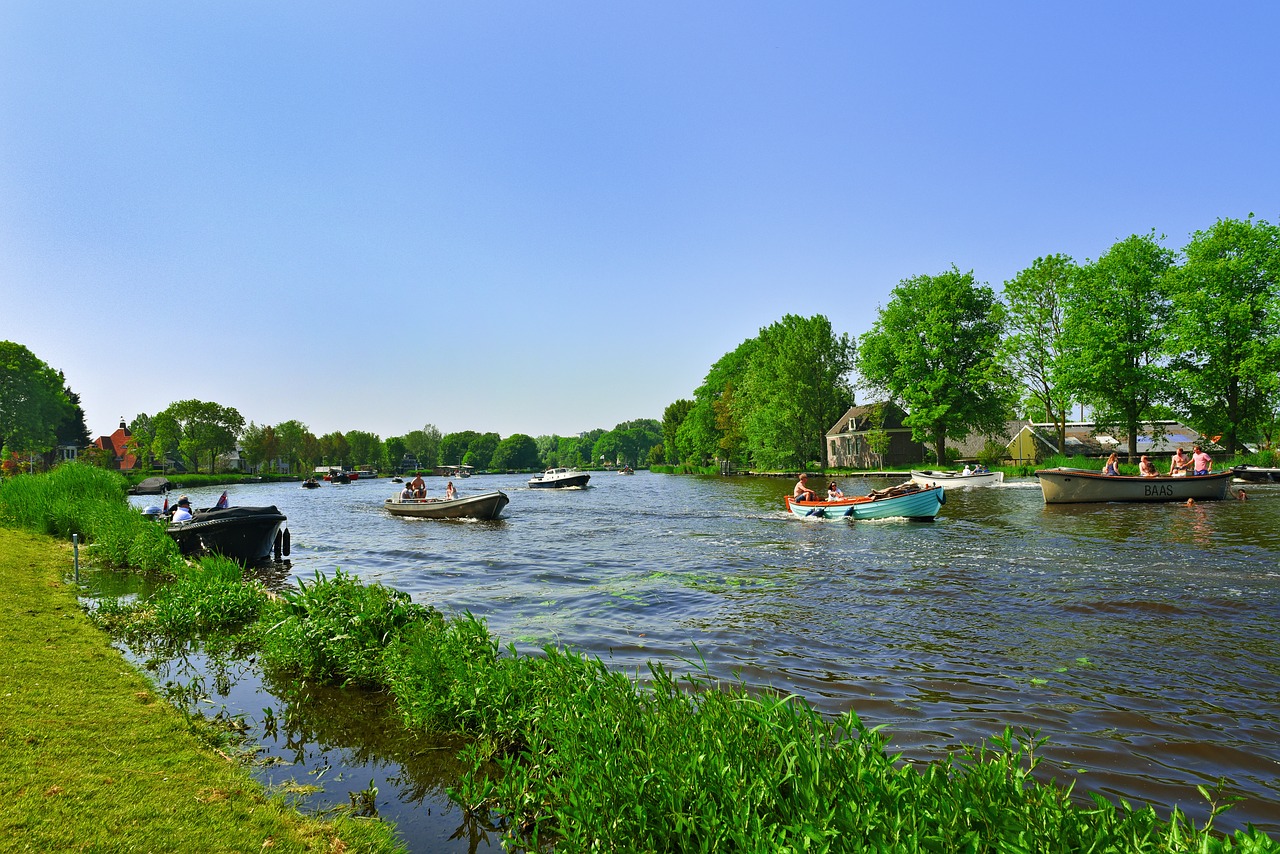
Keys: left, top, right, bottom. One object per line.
{"left": 346, "top": 430, "right": 383, "bottom": 469}
{"left": 0, "top": 341, "right": 73, "bottom": 457}
{"left": 127, "top": 413, "right": 158, "bottom": 471}
{"left": 52, "top": 378, "right": 91, "bottom": 452}
{"left": 1165, "top": 216, "right": 1280, "bottom": 454}
{"left": 857, "top": 267, "right": 1015, "bottom": 465}
{"left": 403, "top": 425, "right": 441, "bottom": 470}
{"left": 462, "top": 432, "right": 500, "bottom": 470}
{"left": 1002, "top": 254, "right": 1078, "bottom": 454}
{"left": 384, "top": 435, "right": 407, "bottom": 472}
{"left": 491, "top": 434, "right": 540, "bottom": 470}
{"left": 439, "top": 431, "right": 479, "bottom": 467}
{"left": 661, "top": 400, "right": 694, "bottom": 465}
{"left": 241, "top": 422, "right": 282, "bottom": 472}
{"left": 274, "top": 420, "right": 310, "bottom": 473}
{"left": 154, "top": 400, "right": 245, "bottom": 473}
{"left": 1061, "top": 233, "right": 1175, "bottom": 459}
{"left": 737, "top": 314, "right": 854, "bottom": 470}
{"left": 318, "top": 432, "right": 350, "bottom": 468}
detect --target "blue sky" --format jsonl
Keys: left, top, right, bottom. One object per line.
{"left": 3, "top": 3, "right": 1277, "bottom": 441}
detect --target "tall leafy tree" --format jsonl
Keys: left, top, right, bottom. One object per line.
{"left": 857, "top": 267, "right": 1015, "bottom": 464}
{"left": 661, "top": 400, "right": 694, "bottom": 465}
{"left": 462, "top": 432, "right": 500, "bottom": 470}
{"left": 274, "top": 420, "right": 310, "bottom": 473}
{"left": 439, "top": 430, "right": 479, "bottom": 466}
{"left": 345, "top": 430, "right": 383, "bottom": 468}
{"left": 53, "top": 377, "right": 91, "bottom": 451}
{"left": 318, "top": 431, "right": 350, "bottom": 467}
{"left": 491, "top": 433, "right": 540, "bottom": 470}
{"left": 155, "top": 400, "right": 245, "bottom": 473}
{"left": 1060, "top": 233, "right": 1175, "bottom": 459}
{"left": 0, "top": 341, "right": 73, "bottom": 456}
{"left": 737, "top": 314, "right": 854, "bottom": 470}
{"left": 1002, "top": 254, "right": 1078, "bottom": 453}
{"left": 1165, "top": 216, "right": 1280, "bottom": 454}
{"left": 127, "top": 413, "right": 158, "bottom": 470}
{"left": 403, "top": 425, "right": 441, "bottom": 470}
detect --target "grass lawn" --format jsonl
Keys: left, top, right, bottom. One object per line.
{"left": 0, "top": 526, "right": 404, "bottom": 853}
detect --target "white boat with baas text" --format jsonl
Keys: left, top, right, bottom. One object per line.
{"left": 1035, "top": 467, "right": 1235, "bottom": 504}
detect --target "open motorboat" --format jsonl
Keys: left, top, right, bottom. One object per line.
{"left": 785, "top": 482, "right": 944, "bottom": 521}
{"left": 1232, "top": 466, "right": 1280, "bottom": 484}
{"left": 528, "top": 467, "right": 591, "bottom": 489}
{"left": 910, "top": 469, "right": 1004, "bottom": 488}
{"left": 1035, "top": 467, "right": 1235, "bottom": 503}
{"left": 167, "top": 505, "right": 289, "bottom": 563}
{"left": 619, "top": 466, "right": 635, "bottom": 475}
{"left": 384, "top": 491, "right": 509, "bottom": 520}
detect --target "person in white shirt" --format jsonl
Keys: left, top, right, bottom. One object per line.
{"left": 171, "top": 496, "right": 193, "bottom": 522}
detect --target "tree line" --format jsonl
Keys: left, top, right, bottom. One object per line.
{"left": 661, "top": 216, "right": 1280, "bottom": 468}
{"left": 0, "top": 345, "right": 662, "bottom": 476}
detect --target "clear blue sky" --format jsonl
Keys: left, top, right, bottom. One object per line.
{"left": 3, "top": 3, "right": 1277, "bottom": 441}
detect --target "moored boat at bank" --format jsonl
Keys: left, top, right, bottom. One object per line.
{"left": 384, "top": 490, "right": 509, "bottom": 520}
{"left": 1035, "top": 467, "right": 1235, "bottom": 503}
{"left": 1233, "top": 466, "right": 1280, "bottom": 484}
{"left": 785, "top": 483, "right": 944, "bottom": 521}
{"left": 167, "top": 505, "right": 289, "bottom": 563}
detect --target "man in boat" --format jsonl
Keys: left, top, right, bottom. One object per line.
{"left": 1169, "top": 448, "right": 1191, "bottom": 476}
{"left": 794, "top": 473, "right": 817, "bottom": 502}
{"left": 1192, "top": 445, "right": 1213, "bottom": 476}
{"left": 1139, "top": 455, "right": 1158, "bottom": 477}
{"left": 399, "top": 483, "right": 414, "bottom": 501}
{"left": 410, "top": 473, "right": 426, "bottom": 498}
{"left": 171, "top": 496, "right": 193, "bottom": 522}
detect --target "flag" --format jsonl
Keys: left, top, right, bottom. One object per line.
{"left": 162, "top": 497, "right": 168, "bottom": 513}
{"left": 215, "top": 491, "right": 229, "bottom": 509}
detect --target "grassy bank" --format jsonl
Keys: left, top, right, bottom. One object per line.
{"left": 0, "top": 526, "right": 404, "bottom": 853}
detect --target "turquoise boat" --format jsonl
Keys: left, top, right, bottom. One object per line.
{"left": 785, "top": 484, "right": 944, "bottom": 521}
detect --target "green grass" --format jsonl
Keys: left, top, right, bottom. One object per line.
{"left": 0, "top": 526, "right": 404, "bottom": 853}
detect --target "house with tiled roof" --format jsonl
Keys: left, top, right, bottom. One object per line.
{"left": 825, "top": 403, "right": 927, "bottom": 468}
{"left": 91, "top": 418, "right": 138, "bottom": 471}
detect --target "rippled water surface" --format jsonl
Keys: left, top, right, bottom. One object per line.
{"left": 147, "top": 472, "right": 1280, "bottom": 842}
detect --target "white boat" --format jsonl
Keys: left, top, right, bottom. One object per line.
{"left": 384, "top": 491, "right": 509, "bottom": 520}
{"left": 528, "top": 467, "right": 591, "bottom": 489}
{"left": 910, "top": 469, "right": 1005, "bottom": 488}
{"left": 1232, "top": 466, "right": 1280, "bottom": 484}
{"left": 1035, "top": 468, "right": 1234, "bottom": 504}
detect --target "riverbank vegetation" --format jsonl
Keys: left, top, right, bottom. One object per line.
{"left": 0, "top": 525, "right": 404, "bottom": 852}
{"left": 8, "top": 466, "right": 1273, "bottom": 851}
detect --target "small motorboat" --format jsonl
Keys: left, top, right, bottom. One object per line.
{"left": 301, "top": 478, "right": 321, "bottom": 489}
{"left": 167, "top": 505, "right": 289, "bottom": 563}
{"left": 1232, "top": 465, "right": 1280, "bottom": 484}
{"left": 785, "top": 483, "right": 944, "bottom": 521}
{"left": 384, "top": 491, "right": 510, "bottom": 520}
{"left": 528, "top": 467, "right": 591, "bottom": 489}
{"left": 619, "top": 466, "right": 635, "bottom": 475}
{"left": 1035, "top": 467, "right": 1234, "bottom": 503}
{"left": 910, "top": 468, "right": 1004, "bottom": 488}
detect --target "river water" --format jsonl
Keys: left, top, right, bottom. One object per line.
{"left": 120, "top": 471, "right": 1280, "bottom": 847}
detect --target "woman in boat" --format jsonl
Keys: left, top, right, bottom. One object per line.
{"left": 445, "top": 481, "right": 457, "bottom": 501}
{"left": 793, "top": 473, "right": 817, "bottom": 502}
{"left": 827, "top": 481, "right": 845, "bottom": 500}
{"left": 1102, "top": 453, "right": 1120, "bottom": 476}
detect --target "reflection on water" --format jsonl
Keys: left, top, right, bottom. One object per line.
{"left": 112, "top": 472, "right": 1280, "bottom": 844}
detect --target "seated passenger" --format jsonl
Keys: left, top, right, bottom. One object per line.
{"left": 1102, "top": 452, "right": 1120, "bottom": 476}
{"left": 171, "top": 496, "right": 193, "bottom": 522}
{"left": 400, "top": 484, "right": 414, "bottom": 500}
{"left": 793, "top": 473, "right": 817, "bottom": 502}
{"left": 827, "top": 481, "right": 845, "bottom": 500}
{"left": 1138, "top": 455, "right": 1157, "bottom": 477}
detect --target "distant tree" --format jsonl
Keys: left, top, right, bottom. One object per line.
{"left": 318, "top": 431, "right": 350, "bottom": 468}
{"left": 0, "top": 341, "right": 73, "bottom": 457}
{"left": 661, "top": 400, "right": 694, "bottom": 465}
{"left": 299, "top": 430, "right": 321, "bottom": 469}
{"left": 274, "top": 420, "right": 310, "bottom": 473}
{"left": 53, "top": 377, "right": 91, "bottom": 452}
{"left": 154, "top": 399, "right": 245, "bottom": 473}
{"left": 439, "top": 431, "right": 479, "bottom": 467}
{"left": 535, "top": 434, "right": 559, "bottom": 467}
{"left": 648, "top": 442, "right": 666, "bottom": 465}
{"left": 737, "top": 314, "right": 855, "bottom": 470}
{"left": 491, "top": 434, "right": 540, "bottom": 470}
{"left": 1165, "top": 216, "right": 1280, "bottom": 454}
{"left": 384, "top": 435, "right": 407, "bottom": 471}
{"left": 1002, "top": 254, "right": 1078, "bottom": 454}
{"left": 240, "top": 422, "right": 267, "bottom": 470}
{"left": 462, "top": 432, "right": 500, "bottom": 470}
{"left": 127, "top": 413, "right": 159, "bottom": 470}
{"left": 345, "top": 430, "right": 383, "bottom": 468}
{"left": 1060, "top": 233, "right": 1175, "bottom": 460}
{"left": 857, "top": 267, "right": 1016, "bottom": 465}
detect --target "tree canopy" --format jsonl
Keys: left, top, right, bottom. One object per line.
{"left": 0, "top": 341, "right": 73, "bottom": 457}
{"left": 1002, "top": 254, "right": 1077, "bottom": 454}
{"left": 154, "top": 400, "right": 246, "bottom": 474}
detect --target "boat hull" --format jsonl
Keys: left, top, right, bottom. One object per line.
{"left": 910, "top": 469, "right": 1005, "bottom": 488}
{"left": 785, "top": 485, "right": 944, "bottom": 521}
{"left": 1233, "top": 466, "right": 1280, "bottom": 484}
{"left": 1035, "top": 468, "right": 1234, "bottom": 503}
{"left": 384, "top": 491, "right": 510, "bottom": 520}
{"left": 167, "top": 506, "right": 288, "bottom": 564}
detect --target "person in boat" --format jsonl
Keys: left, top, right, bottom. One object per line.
{"left": 1169, "top": 448, "right": 1191, "bottom": 476}
{"left": 827, "top": 481, "right": 845, "bottom": 500}
{"left": 1139, "top": 455, "right": 1158, "bottom": 477}
{"left": 793, "top": 473, "right": 817, "bottom": 502}
{"left": 1102, "top": 452, "right": 1120, "bottom": 476}
{"left": 962, "top": 465, "right": 972, "bottom": 476}
{"left": 399, "top": 483, "right": 414, "bottom": 501}
{"left": 445, "top": 481, "right": 457, "bottom": 500}
{"left": 410, "top": 473, "right": 426, "bottom": 498}
{"left": 171, "top": 496, "right": 193, "bottom": 522}
{"left": 1192, "top": 445, "right": 1213, "bottom": 476}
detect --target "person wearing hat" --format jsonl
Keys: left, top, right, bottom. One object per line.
{"left": 171, "top": 496, "right": 193, "bottom": 522}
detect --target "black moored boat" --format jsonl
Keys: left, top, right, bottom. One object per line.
{"left": 167, "top": 506, "right": 289, "bottom": 564}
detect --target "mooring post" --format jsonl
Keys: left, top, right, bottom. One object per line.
{"left": 73, "top": 533, "right": 80, "bottom": 582}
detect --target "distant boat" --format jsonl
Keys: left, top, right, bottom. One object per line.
{"left": 301, "top": 478, "right": 321, "bottom": 489}
{"left": 528, "top": 467, "right": 591, "bottom": 489}
{"left": 910, "top": 469, "right": 1004, "bottom": 488}
{"left": 785, "top": 483, "right": 944, "bottom": 521}
{"left": 1232, "top": 466, "right": 1280, "bottom": 484}
{"left": 1035, "top": 468, "right": 1234, "bottom": 503}
{"left": 619, "top": 466, "right": 635, "bottom": 475}
{"left": 384, "top": 491, "right": 509, "bottom": 520}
